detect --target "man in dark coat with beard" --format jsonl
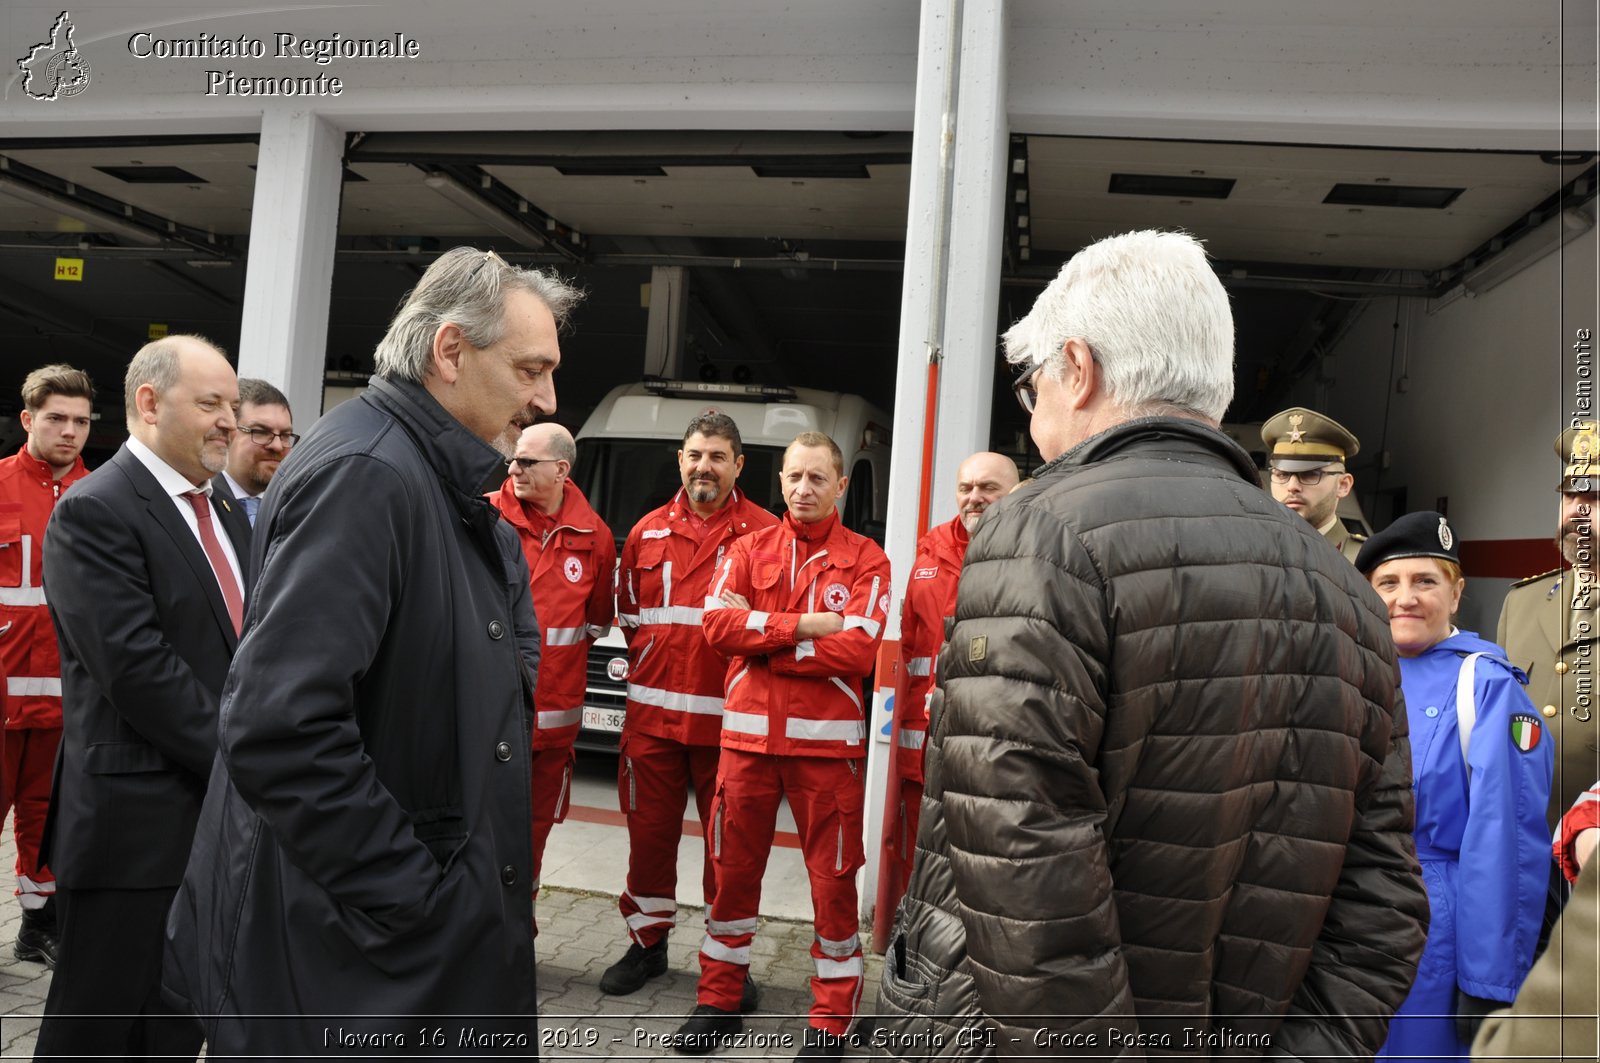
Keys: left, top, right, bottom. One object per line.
{"left": 165, "top": 247, "right": 582, "bottom": 1056}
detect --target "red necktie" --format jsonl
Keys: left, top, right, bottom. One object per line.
{"left": 184, "top": 491, "right": 244, "bottom": 636}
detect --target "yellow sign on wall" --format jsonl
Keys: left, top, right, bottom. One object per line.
{"left": 54, "top": 257, "right": 84, "bottom": 281}
{"left": 148, "top": 323, "right": 169, "bottom": 340}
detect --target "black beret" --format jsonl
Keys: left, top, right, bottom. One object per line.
{"left": 1354, "top": 510, "right": 1458, "bottom": 575}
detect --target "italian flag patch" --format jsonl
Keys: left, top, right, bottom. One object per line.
{"left": 1510, "top": 714, "right": 1543, "bottom": 753}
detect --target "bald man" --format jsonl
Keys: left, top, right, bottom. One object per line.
{"left": 881, "top": 452, "right": 1018, "bottom": 904}
{"left": 488, "top": 423, "right": 615, "bottom": 901}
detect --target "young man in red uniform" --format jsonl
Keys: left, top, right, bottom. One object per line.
{"left": 881, "top": 451, "right": 1017, "bottom": 909}
{"left": 674, "top": 431, "right": 890, "bottom": 1060}
{"left": 488, "top": 422, "right": 614, "bottom": 898}
{"left": 0, "top": 363, "right": 94, "bottom": 967}
{"left": 600, "top": 412, "right": 776, "bottom": 1003}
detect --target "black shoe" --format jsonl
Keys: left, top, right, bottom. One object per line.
{"left": 795, "top": 1027, "right": 849, "bottom": 1060}
{"left": 599, "top": 938, "right": 669, "bottom": 995}
{"left": 14, "top": 906, "right": 59, "bottom": 968}
{"left": 672, "top": 1004, "right": 742, "bottom": 1055}
{"left": 739, "top": 973, "right": 760, "bottom": 1013}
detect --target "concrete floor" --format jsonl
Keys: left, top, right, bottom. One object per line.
{"left": 0, "top": 750, "right": 882, "bottom": 1061}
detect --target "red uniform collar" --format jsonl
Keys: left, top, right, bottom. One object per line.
{"left": 11, "top": 442, "right": 89, "bottom": 486}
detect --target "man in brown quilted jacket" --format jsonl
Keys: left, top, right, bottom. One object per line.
{"left": 873, "top": 229, "right": 1428, "bottom": 1059}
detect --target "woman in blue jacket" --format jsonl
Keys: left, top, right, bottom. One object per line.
{"left": 1359, "top": 512, "right": 1553, "bottom": 1062}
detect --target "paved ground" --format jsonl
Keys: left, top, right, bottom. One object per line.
{"left": 0, "top": 810, "right": 884, "bottom": 1061}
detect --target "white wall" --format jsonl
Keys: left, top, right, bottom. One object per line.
{"left": 1294, "top": 229, "right": 1598, "bottom": 632}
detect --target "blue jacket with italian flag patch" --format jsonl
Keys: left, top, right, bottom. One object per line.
{"left": 1378, "top": 627, "right": 1554, "bottom": 1062}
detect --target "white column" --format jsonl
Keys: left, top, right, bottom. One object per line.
{"left": 237, "top": 111, "right": 343, "bottom": 426}
{"left": 860, "top": 0, "right": 958, "bottom": 935}
{"left": 861, "top": 0, "right": 1010, "bottom": 940}
{"left": 931, "top": 0, "right": 1007, "bottom": 511}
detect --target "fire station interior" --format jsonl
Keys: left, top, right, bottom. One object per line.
{"left": 0, "top": 129, "right": 1593, "bottom": 527}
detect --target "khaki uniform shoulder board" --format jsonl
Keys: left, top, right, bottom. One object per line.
{"left": 1511, "top": 567, "right": 1563, "bottom": 589}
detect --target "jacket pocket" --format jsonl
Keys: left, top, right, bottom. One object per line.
{"left": 0, "top": 505, "right": 25, "bottom": 588}
{"left": 84, "top": 741, "right": 172, "bottom": 774}
{"left": 750, "top": 559, "right": 782, "bottom": 592}
{"left": 410, "top": 805, "right": 468, "bottom": 868}
{"left": 880, "top": 929, "right": 933, "bottom": 1003}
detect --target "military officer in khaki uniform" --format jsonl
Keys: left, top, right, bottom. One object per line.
{"left": 1498, "top": 421, "right": 1600, "bottom": 829}
{"left": 1261, "top": 406, "right": 1366, "bottom": 562}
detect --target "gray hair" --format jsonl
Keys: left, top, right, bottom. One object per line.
{"left": 373, "top": 247, "right": 584, "bottom": 383}
{"left": 124, "top": 334, "right": 225, "bottom": 422}
{"left": 1002, "top": 230, "right": 1235, "bottom": 422}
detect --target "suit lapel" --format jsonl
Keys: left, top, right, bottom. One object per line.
{"left": 115, "top": 447, "right": 240, "bottom": 651}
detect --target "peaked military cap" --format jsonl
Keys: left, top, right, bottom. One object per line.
{"left": 1354, "top": 510, "right": 1458, "bottom": 575}
{"left": 1261, "top": 407, "right": 1361, "bottom": 473}
{"left": 1558, "top": 421, "right": 1599, "bottom": 492}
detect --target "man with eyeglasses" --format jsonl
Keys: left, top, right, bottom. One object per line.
{"left": 489, "top": 421, "right": 615, "bottom": 910}
{"left": 215, "top": 378, "right": 296, "bottom": 529}
{"left": 875, "top": 230, "right": 1424, "bottom": 1059}
{"left": 1260, "top": 406, "right": 1366, "bottom": 563}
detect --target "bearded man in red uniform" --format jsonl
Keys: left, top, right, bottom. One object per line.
{"left": 488, "top": 422, "right": 614, "bottom": 898}
{"left": 673, "top": 431, "right": 890, "bottom": 1060}
{"left": 0, "top": 363, "right": 94, "bottom": 967}
{"left": 600, "top": 412, "right": 776, "bottom": 1004}
{"left": 881, "top": 451, "right": 1017, "bottom": 908}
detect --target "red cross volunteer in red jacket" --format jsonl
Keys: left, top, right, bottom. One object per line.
{"left": 600, "top": 412, "right": 777, "bottom": 999}
{"left": 0, "top": 364, "right": 94, "bottom": 969}
{"left": 488, "top": 422, "right": 614, "bottom": 894}
{"left": 672, "top": 431, "right": 890, "bottom": 1061}
{"left": 882, "top": 451, "right": 1017, "bottom": 908}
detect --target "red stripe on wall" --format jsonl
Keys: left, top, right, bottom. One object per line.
{"left": 1457, "top": 538, "right": 1561, "bottom": 580}
{"left": 565, "top": 803, "right": 804, "bottom": 850}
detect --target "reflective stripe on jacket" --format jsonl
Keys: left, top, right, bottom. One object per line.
{"left": 618, "top": 488, "right": 777, "bottom": 746}
{"left": 891, "top": 515, "right": 968, "bottom": 784}
{"left": 490, "top": 479, "right": 615, "bottom": 749}
{"left": 701, "top": 513, "right": 890, "bottom": 758}
{"left": 0, "top": 445, "right": 89, "bottom": 729}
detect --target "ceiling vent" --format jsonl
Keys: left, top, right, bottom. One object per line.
{"left": 94, "top": 165, "right": 206, "bottom": 184}
{"left": 1108, "top": 173, "right": 1235, "bottom": 199}
{"left": 1323, "top": 183, "right": 1463, "bottom": 208}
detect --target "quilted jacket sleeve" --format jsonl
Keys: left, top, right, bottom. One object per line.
{"left": 934, "top": 501, "right": 1141, "bottom": 1051}
{"left": 1272, "top": 669, "right": 1430, "bottom": 1059}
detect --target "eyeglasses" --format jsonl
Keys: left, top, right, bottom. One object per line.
{"left": 467, "top": 248, "right": 509, "bottom": 282}
{"left": 507, "top": 456, "right": 561, "bottom": 471}
{"left": 1012, "top": 360, "right": 1045, "bottom": 414}
{"left": 240, "top": 426, "right": 300, "bottom": 449}
{"left": 1269, "top": 467, "right": 1343, "bottom": 486}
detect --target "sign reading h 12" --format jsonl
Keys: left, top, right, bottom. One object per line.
{"left": 54, "top": 258, "right": 84, "bottom": 282}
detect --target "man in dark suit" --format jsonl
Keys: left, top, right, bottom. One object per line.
{"left": 213, "top": 377, "right": 295, "bottom": 529}
{"left": 34, "top": 334, "right": 244, "bottom": 1060}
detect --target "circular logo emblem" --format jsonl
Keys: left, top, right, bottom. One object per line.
{"left": 46, "top": 50, "right": 92, "bottom": 98}
{"left": 823, "top": 582, "right": 850, "bottom": 612}
{"left": 1437, "top": 517, "right": 1453, "bottom": 551}
{"left": 606, "top": 657, "right": 630, "bottom": 682}
{"left": 564, "top": 556, "right": 583, "bottom": 583}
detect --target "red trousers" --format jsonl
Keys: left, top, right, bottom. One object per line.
{"left": 617, "top": 729, "right": 720, "bottom": 947}
{"left": 530, "top": 744, "right": 576, "bottom": 888}
{"left": 1, "top": 725, "right": 59, "bottom": 907}
{"left": 697, "top": 750, "right": 865, "bottom": 1035}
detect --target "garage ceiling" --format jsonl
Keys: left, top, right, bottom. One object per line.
{"left": 0, "top": 129, "right": 1591, "bottom": 459}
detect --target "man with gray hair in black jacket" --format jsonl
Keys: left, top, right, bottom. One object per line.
{"left": 875, "top": 229, "right": 1427, "bottom": 1059}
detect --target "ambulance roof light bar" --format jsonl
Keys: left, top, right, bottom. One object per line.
{"left": 641, "top": 376, "right": 797, "bottom": 403}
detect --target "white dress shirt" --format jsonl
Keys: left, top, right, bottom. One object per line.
{"left": 125, "top": 435, "right": 245, "bottom": 596}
